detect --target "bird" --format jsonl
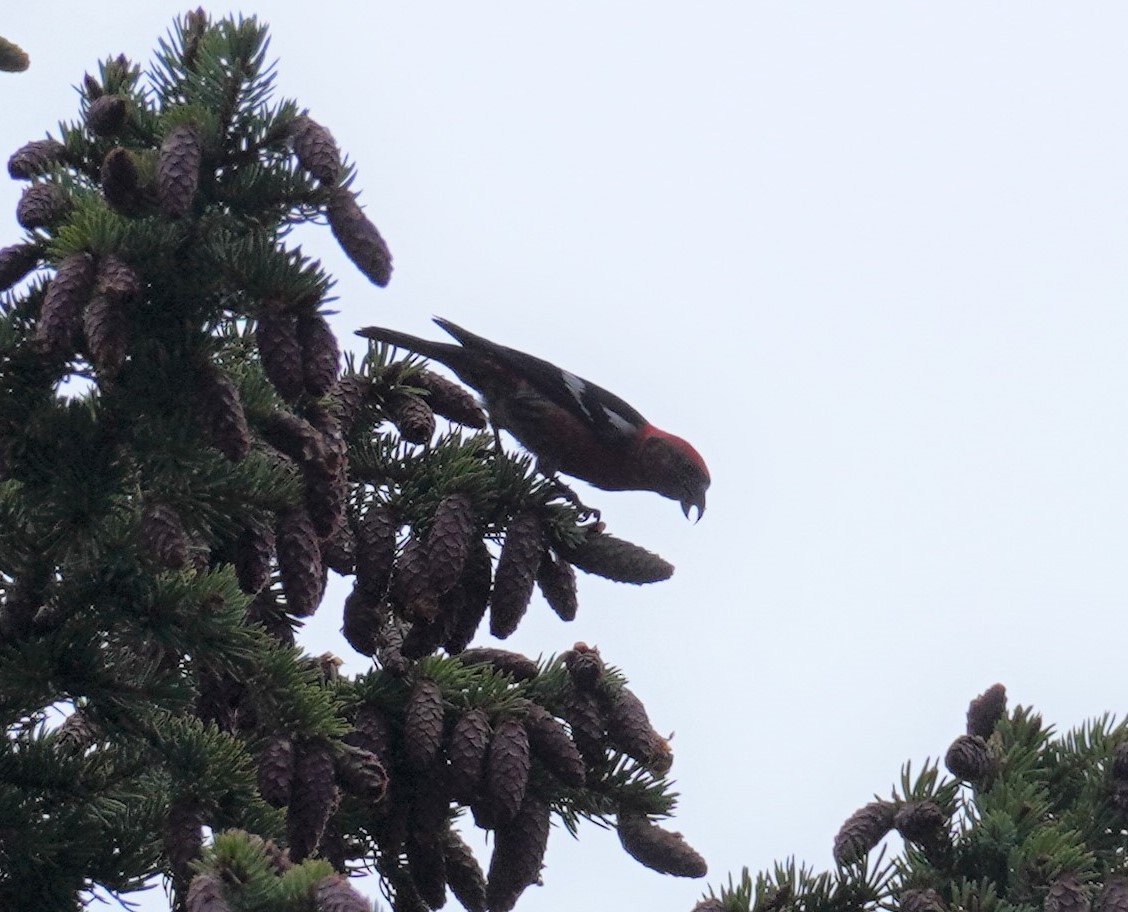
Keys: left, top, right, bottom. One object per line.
{"left": 355, "top": 318, "right": 710, "bottom": 520}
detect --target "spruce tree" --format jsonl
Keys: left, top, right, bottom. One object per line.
{"left": 696, "top": 684, "right": 1128, "bottom": 912}
{"left": 0, "top": 12, "right": 705, "bottom": 911}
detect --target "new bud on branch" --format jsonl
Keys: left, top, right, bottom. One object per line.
{"left": 357, "top": 318, "right": 711, "bottom": 520}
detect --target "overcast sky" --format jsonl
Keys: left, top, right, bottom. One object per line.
{"left": 5, "top": 4, "right": 1128, "bottom": 911}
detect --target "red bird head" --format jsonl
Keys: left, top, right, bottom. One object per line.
{"left": 637, "top": 427, "right": 711, "bottom": 521}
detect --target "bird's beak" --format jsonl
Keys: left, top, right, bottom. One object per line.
{"left": 681, "top": 492, "right": 706, "bottom": 523}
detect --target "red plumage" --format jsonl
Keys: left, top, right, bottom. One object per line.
{"left": 357, "top": 319, "right": 710, "bottom": 519}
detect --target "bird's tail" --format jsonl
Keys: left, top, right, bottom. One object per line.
{"left": 355, "top": 324, "right": 469, "bottom": 371}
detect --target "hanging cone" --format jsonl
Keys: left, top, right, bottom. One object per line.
{"left": 489, "top": 512, "right": 542, "bottom": 639}
{"left": 563, "top": 644, "right": 604, "bottom": 690}
{"left": 16, "top": 183, "right": 70, "bottom": 230}
{"left": 457, "top": 647, "right": 538, "bottom": 681}
{"left": 275, "top": 507, "right": 324, "bottom": 616}
{"left": 562, "top": 688, "right": 606, "bottom": 770}
{"left": 392, "top": 533, "right": 439, "bottom": 622}
{"left": 1045, "top": 875, "right": 1091, "bottom": 912}
{"left": 601, "top": 682, "right": 666, "bottom": 768}
{"left": 37, "top": 252, "right": 95, "bottom": 357}
{"left": 288, "top": 115, "right": 341, "bottom": 185}
{"left": 329, "top": 373, "right": 372, "bottom": 432}
{"left": 898, "top": 888, "right": 947, "bottom": 912}
{"left": 257, "top": 735, "right": 294, "bottom": 808}
{"left": 8, "top": 138, "right": 66, "bottom": 179}
{"left": 406, "top": 829, "right": 447, "bottom": 910}
{"left": 893, "top": 800, "right": 947, "bottom": 843}
{"left": 483, "top": 718, "right": 531, "bottom": 826}
{"left": 403, "top": 679, "right": 445, "bottom": 771}
{"left": 447, "top": 708, "right": 491, "bottom": 804}
{"left": 327, "top": 186, "right": 393, "bottom": 287}
{"left": 356, "top": 502, "right": 397, "bottom": 595}
{"left": 0, "top": 243, "right": 40, "bottom": 292}
{"left": 140, "top": 500, "right": 190, "bottom": 569}
{"left": 413, "top": 369, "right": 487, "bottom": 428}
{"left": 485, "top": 792, "right": 551, "bottom": 912}
{"left": 443, "top": 829, "right": 487, "bottom": 912}
{"left": 341, "top": 585, "right": 386, "bottom": 657}
{"left": 233, "top": 521, "right": 274, "bottom": 594}
{"left": 522, "top": 702, "right": 585, "bottom": 787}
{"left": 313, "top": 874, "right": 371, "bottom": 912}
{"left": 832, "top": 800, "right": 896, "bottom": 866}
{"left": 298, "top": 310, "right": 340, "bottom": 396}
{"left": 557, "top": 530, "right": 673, "bottom": 584}
{"left": 388, "top": 391, "right": 435, "bottom": 445}
{"left": 347, "top": 703, "right": 394, "bottom": 772}
{"left": 287, "top": 739, "right": 340, "bottom": 862}
{"left": 257, "top": 308, "right": 305, "bottom": 401}
{"left": 427, "top": 494, "right": 476, "bottom": 595}
{"left": 157, "top": 124, "right": 202, "bottom": 217}
{"left": 442, "top": 536, "right": 492, "bottom": 653}
{"left": 101, "top": 147, "right": 143, "bottom": 212}
{"left": 537, "top": 548, "right": 578, "bottom": 621}
{"left": 186, "top": 874, "right": 231, "bottom": 912}
{"left": 1096, "top": 879, "right": 1128, "bottom": 912}
{"left": 335, "top": 744, "right": 389, "bottom": 804}
{"left": 616, "top": 812, "right": 707, "bottom": 878}
{"left": 197, "top": 362, "right": 251, "bottom": 462}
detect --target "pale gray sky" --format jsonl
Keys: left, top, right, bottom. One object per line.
{"left": 5, "top": 4, "right": 1128, "bottom": 911}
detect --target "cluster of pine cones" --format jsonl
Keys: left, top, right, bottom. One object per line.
{"left": 245, "top": 642, "right": 703, "bottom": 911}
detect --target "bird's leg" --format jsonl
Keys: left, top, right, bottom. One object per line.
{"left": 546, "top": 475, "right": 601, "bottom": 523}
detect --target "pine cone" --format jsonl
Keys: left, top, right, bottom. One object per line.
{"left": 83, "top": 255, "right": 138, "bottom": 377}
{"left": 141, "top": 500, "right": 190, "bottom": 569}
{"left": 8, "top": 138, "right": 66, "bottom": 179}
{"left": 444, "top": 829, "right": 487, "bottom": 912}
{"left": 832, "top": 800, "right": 896, "bottom": 866}
{"left": 388, "top": 391, "right": 435, "bottom": 445}
{"left": 37, "top": 252, "right": 95, "bottom": 356}
{"left": 298, "top": 311, "right": 340, "bottom": 396}
{"left": 458, "top": 647, "right": 538, "bottom": 682}
{"left": 413, "top": 369, "right": 487, "bottom": 428}
{"left": 945, "top": 734, "right": 992, "bottom": 782}
{"left": 0, "top": 37, "right": 29, "bottom": 73}
{"left": 401, "top": 617, "right": 447, "bottom": 660}
{"left": 392, "top": 533, "right": 439, "bottom": 621}
{"left": 893, "top": 800, "right": 947, "bottom": 843}
{"left": 601, "top": 682, "right": 666, "bottom": 767}
{"left": 256, "top": 309, "right": 304, "bottom": 401}
{"left": 561, "top": 688, "right": 606, "bottom": 770}
{"left": 100, "top": 146, "right": 143, "bottom": 212}
{"left": 489, "top": 512, "right": 542, "bottom": 639}
{"left": 197, "top": 362, "right": 251, "bottom": 462}
{"left": 259, "top": 410, "right": 327, "bottom": 465}
{"left": 186, "top": 874, "right": 231, "bottom": 912}
{"left": 563, "top": 644, "right": 604, "bottom": 690}
{"left": 233, "top": 522, "right": 274, "bottom": 594}
{"left": 443, "top": 536, "right": 492, "bottom": 653}
{"left": 329, "top": 373, "right": 372, "bottom": 432}
{"left": 406, "top": 830, "right": 447, "bottom": 909}
{"left": 537, "top": 549, "right": 578, "bottom": 621}
{"left": 483, "top": 718, "right": 531, "bottom": 825}
{"left": 341, "top": 584, "right": 386, "bottom": 656}
{"left": 485, "top": 792, "right": 551, "bottom": 912}
{"left": 557, "top": 530, "right": 673, "bottom": 584}
{"left": 1096, "top": 878, "right": 1128, "bottom": 912}
{"left": 1114, "top": 743, "right": 1128, "bottom": 782}
{"left": 427, "top": 494, "right": 476, "bottom": 595}
{"left": 335, "top": 743, "right": 389, "bottom": 804}
{"left": 86, "top": 95, "right": 129, "bottom": 136}
{"left": 448, "top": 708, "right": 491, "bottom": 804}
{"left": 157, "top": 124, "right": 202, "bottom": 217}
{"left": 302, "top": 451, "right": 347, "bottom": 540}
{"left": 327, "top": 186, "right": 393, "bottom": 287}
{"left": 275, "top": 507, "right": 324, "bottom": 616}
{"left": 164, "top": 796, "right": 203, "bottom": 892}
{"left": 1046, "top": 875, "right": 1091, "bottom": 912}
{"left": 288, "top": 115, "right": 341, "bottom": 185}
{"left": 346, "top": 702, "right": 394, "bottom": 772}
{"left": 692, "top": 901, "right": 726, "bottom": 912}
{"left": 403, "top": 679, "right": 445, "bottom": 771}
{"left": 257, "top": 735, "right": 294, "bottom": 807}
{"left": 314, "top": 874, "right": 370, "bottom": 912}
{"left": 900, "top": 888, "right": 947, "bottom": 912}
{"left": 356, "top": 502, "right": 397, "bottom": 596}
{"left": 287, "top": 739, "right": 340, "bottom": 862}
{"left": 522, "top": 702, "right": 585, "bottom": 787}
{"left": 966, "top": 683, "right": 1007, "bottom": 738}
{"left": 616, "top": 812, "right": 707, "bottom": 878}
{"left": 17, "top": 183, "right": 70, "bottom": 230}
{"left": 0, "top": 243, "right": 39, "bottom": 292}
{"left": 321, "top": 519, "right": 356, "bottom": 575}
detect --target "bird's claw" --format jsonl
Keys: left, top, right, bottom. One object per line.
{"left": 548, "top": 477, "right": 601, "bottom": 523}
